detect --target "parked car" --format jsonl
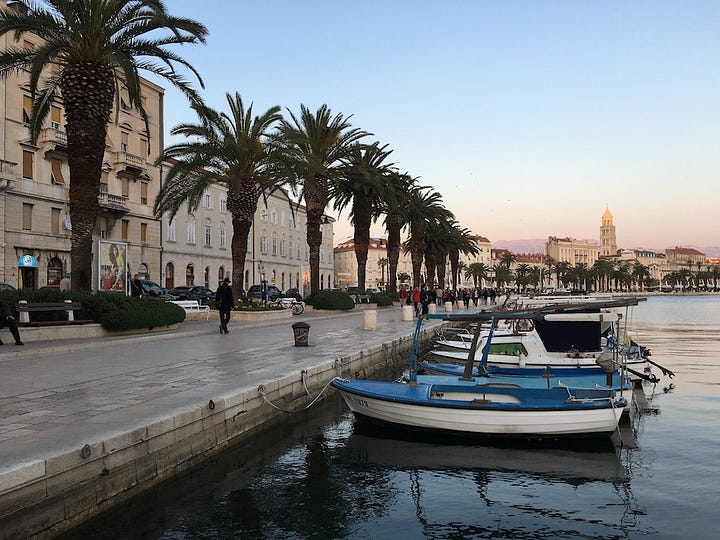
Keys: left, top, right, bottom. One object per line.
{"left": 133, "top": 279, "right": 174, "bottom": 300}
{"left": 246, "top": 284, "right": 282, "bottom": 301}
{"left": 169, "top": 285, "right": 215, "bottom": 303}
{"left": 0, "top": 282, "right": 17, "bottom": 291}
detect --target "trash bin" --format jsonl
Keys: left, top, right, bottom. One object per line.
{"left": 291, "top": 321, "right": 311, "bottom": 347}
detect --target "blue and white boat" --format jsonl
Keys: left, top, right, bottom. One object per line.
{"left": 331, "top": 310, "right": 628, "bottom": 439}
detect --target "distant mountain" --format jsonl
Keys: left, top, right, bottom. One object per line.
{"left": 492, "top": 239, "right": 546, "bottom": 254}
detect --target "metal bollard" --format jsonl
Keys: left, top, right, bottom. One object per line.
{"left": 291, "top": 321, "right": 310, "bottom": 346}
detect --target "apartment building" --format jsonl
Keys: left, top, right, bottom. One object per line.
{"left": 333, "top": 237, "right": 413, "bottom": 290}
{"left": 158, "top": 177, "right": 335, "bottom": 296}
{"left": 0, "top": 2, "right": 163, "bottom": 290}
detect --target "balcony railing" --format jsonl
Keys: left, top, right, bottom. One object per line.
{"left": 114, "top": 150, "right": 145, "bottom": 170}
{"left": 39, "top": 127, "right": 68, "bottom": 147}
{"left": 98, "top": 192, "right": 129, "bottom": 212}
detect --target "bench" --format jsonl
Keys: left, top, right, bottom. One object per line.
{"left": 354, "top": 294, "right": 371, "bottom": 304}
{"left": 168, "top": 300, "right": 210, "bottom": 320}
{"left": 15, "top": 300, "right": 91, "bottom": 326}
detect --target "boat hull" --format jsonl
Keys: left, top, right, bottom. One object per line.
{"left": 332, "top": 379, "right": 625, "bottom": 439}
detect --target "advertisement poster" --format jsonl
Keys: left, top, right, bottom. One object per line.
{"left": 98, "top": 240, "right": 128, "bottom": 293}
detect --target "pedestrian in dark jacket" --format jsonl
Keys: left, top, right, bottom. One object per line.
{"left": 215, "top": 278, "right": 235, "bottom": 334}
{"left": 0, "top": 299, "right": 23, "bottom": 345}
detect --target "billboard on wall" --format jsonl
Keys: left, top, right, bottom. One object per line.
{"left": 98, "top": 240, "right": 128, "bottom": 293}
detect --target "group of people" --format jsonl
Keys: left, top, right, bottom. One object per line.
{"left": 400, "top": 284, "right": 503, "bottom": 317}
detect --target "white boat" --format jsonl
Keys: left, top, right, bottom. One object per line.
{"left": 331, "top": 378, "right": 627, "bottom": 439}
{"left": 430, "top": 298, "right": 665, "bottom": 382}
{"left": 332, "top": 308, "right": 630, "bottom": 440}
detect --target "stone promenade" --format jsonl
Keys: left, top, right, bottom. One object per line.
{"left": 0, "top": 306, "right": 444, "bottom": 539}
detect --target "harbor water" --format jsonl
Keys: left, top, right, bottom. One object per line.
{"left": 59, "top": 295, "right": 720, "bottom": 539}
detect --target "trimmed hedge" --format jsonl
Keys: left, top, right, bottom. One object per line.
{"left": 370, "top": 293, "right": 394, "bottom": 307}
{"left": 307, "top": 290, "right": 355, "bottom": 310}
{"left": 0, "top": 289, "right": 185, "bottom": 331}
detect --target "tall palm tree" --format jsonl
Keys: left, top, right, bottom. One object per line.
{"left": 404, "top": 187, "right": 453, "bottom": 287}
{"left": 632, "top": 262, "right": 650, "bottom": 292}
{"left": 331, "top": 142, "right": 394, "bottom": 291}
{"left": 447, "top": 225, "right": 479, "bottom": 290}
{"left": 377, "top": 257, "right": 388, "bottom": 287}
{"left": 154, "top": 93, "right": 284, "bottom": 298}
{"left": 465, "top": 262, "right": 489, "bottom": 289}
{"left": 379, "top": 171, "right": 417, "bottom": 293}
{"left": 279, "top": 104, "right": 368, "bottom": 294}
{"left": 593, "top": 258, "right": 615, "bottom": 292}
{"left": 0, "top": 0, "right": 207, "bottom": 290}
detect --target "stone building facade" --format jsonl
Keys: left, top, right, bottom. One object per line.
{"left": 0, "top": 2, "right": 163, "bottom": 290}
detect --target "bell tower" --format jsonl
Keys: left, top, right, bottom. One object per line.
{"left": 600, "top": 206, "right": 617, "bottom": 257}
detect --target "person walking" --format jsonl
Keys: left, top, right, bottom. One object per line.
{"left": 59, "top": 274, "right": 71, "bottom": 291}
{"left": 215, "top": 277, "right": 234, "bottom": 334}
{"left": 0, "top": 298, "right": 23, "bottom": 346}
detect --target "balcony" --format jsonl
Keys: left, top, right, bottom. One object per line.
{"left": 40, "top": 127, "right": 68, "bottom": 158}
{"left": 98, "top": 192, "right": 129, "bottom": 215}
{"left": 114, "top": 150, "right": 146, "bottom": 180}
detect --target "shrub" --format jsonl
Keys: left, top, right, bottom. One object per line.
{"left": 234, "top": 298, "right": 281, "bottom": 311}
{"left": 371, "top": 293, "right": 394, "bottom": 307}
{"left": 3, "top": 289, "right": 185, "bottom": 330}
{"left": 308, "top": 290, "right": 355, "bottom": 310}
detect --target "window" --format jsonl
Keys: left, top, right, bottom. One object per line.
{"left": 270, "top": 208, "right": 278, "bottom": 224}
{"left": 165, "top": 262, "right": 175, "bottom": 290}
{"left": 280, "top": 238, "right": 286, "bottom": 257}
{"left": 22, "top": 203, "right": 33, "bottom": 230}
{"left": 51, "top": 158, "right": 65, "bottom": 185}
{"left": 100, "top": 171, "right": 108, "bottom": 193}
{"left": 204, "top": 222, "right": 212, "bottom": 246}
{"left": 22, "top": 150, "right": 33, "bottom": 179}
{"left": 121, "top": 132, "right": 128, "bottom": 152}
{"left": 220, "top": 198, "right": 227, "bottom": 213}
{"left": 260, "top": 208, "right": 268, "bottom": 222}
{"left": 261, "top": 235, "right": 268, "bottom": 255}
{"left": 288, "top": 241, "right": 293, "bottom": 260}
{"left": 204, "top": 192, "right": 213, "bottom": 209}
{"left": 167, "top": 219, "right": 176, "bottom": 241}
{"left": 140, "top": 223, "right": 147, "bottom": 243}
{"left": 204, "top": 267, "right": 210, "bottom": 288}
{"left": 272, "top": 233, "right": 277, "bottom": 256}
{"left": 281, "top": 211, "right": 287, "bottom": 227}
{"left": 47, "top": 257, "right": 63, "bottom": 288}
{"left": 121, "top": 219, "right": 129, "bottom": 240}
{"left": 121, "top": 178, "right": 129, "bottom": 198}
{"left": 219, "top": 225, "right": 226, "bottom": 249}
{"left": 185, "top": 264, "right": 194, "bottom": 286}
{"left": 22, "top": 95, "right": 31, "bottom": 124}
{"left": 187, "top": 220, "right": 196, "bottom": 244}
{"left": 51, "top": 208, "right": 61, "bottom": 235}
{"left": 49, "top": 106, "right": 62, "bottom": 129}
{"left": 140, "top": 181, "right": 148, "bottom": 205}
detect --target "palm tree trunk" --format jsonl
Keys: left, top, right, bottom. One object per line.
{"left": 354, "top": 223, "right": 370, "bottom": 290}
{"left": 231, "top": 217, "right": 252, "bottom": 297}
{"left": 386, "top": 215, "right": 402, "bottom": 293}
{"left": 62, "top": 63, "right": 115, "bottom": 291}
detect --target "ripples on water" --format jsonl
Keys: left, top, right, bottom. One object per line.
{"left": 61, "top": 296, "right": 720, "bottom": 539}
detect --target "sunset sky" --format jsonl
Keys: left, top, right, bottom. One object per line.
{"left": 161, "top": 0, "right": 720, "bottom": 251}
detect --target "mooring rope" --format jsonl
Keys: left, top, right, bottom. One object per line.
{"left": 257, "top": 376, "right": 337, "bottom": 414}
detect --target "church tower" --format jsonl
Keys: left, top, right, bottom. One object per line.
{"left": 600, "top": 206, "right": 617, "bottom": 257}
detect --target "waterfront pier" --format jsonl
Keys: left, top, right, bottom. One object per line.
{"left": 0, "top": 308, "right": 443, "bottom": 539}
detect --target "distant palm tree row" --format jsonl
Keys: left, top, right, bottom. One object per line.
{"left": 0, "top": 0, "right": 481, "bottom": 296}
{"left": 463, "top": 256, "right": 720, "bottom": 293}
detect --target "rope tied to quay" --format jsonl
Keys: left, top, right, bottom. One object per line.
{"left": 257, "top": 373, "right": 336, "bottom": 414}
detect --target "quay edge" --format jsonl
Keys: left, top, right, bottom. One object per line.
{"left": 0, "top": 326, "right": 437, "bottom": 540}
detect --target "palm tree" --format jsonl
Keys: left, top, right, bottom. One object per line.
{"left": 377, "top": 257, "right": 388, "bottom": 287}
{"left": 447, "top": 225, "right": 479, "bottom": 290}
{"left": 514, "top": 263, "right": 531, "bottom": 292}
{"left": 403, "top": 186, "right": 453, "bottom": 287}
{"left": 593, "top": 258, "right": 615, "bottom": 292}
{"left": 492, "top": 264, "right": 513, "bottom": 289}
{"left": 0, "top": 0, "right": 207, "bottom": 290}
{"left": 465, "top": 262, "right": 489, "bottom": 288}
{"left": 380, "top": 171, "right": 417, "bottom": 293}
{"left": 154, "top": 93, "right": 284, "bottom": 298}
{"left": 331, "top": 142, "right": 394, "bottom": 291}
{"left": 552, "top": 261, "right": 572, "bottom": 289}
{"left": 632, "top": 262, "right": 650, "bottom": 292}
{"left": 499, "top": 252, "right": 516, "bottom": 269}
{"left": 279, "top": 104, "right": 368, "bottom": 293}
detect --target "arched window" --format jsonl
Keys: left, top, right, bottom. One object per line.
{"left": 47, "top": 257, "right": 63, "bottom": 288}
{"left": 165, "top": 262, "right": 175, "bottom": 289}
{"left": 218, "top": 266, "right": 225, "bottom": 288}
{"left": 185, "top": 264, "right": 194, "bottom": 286}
